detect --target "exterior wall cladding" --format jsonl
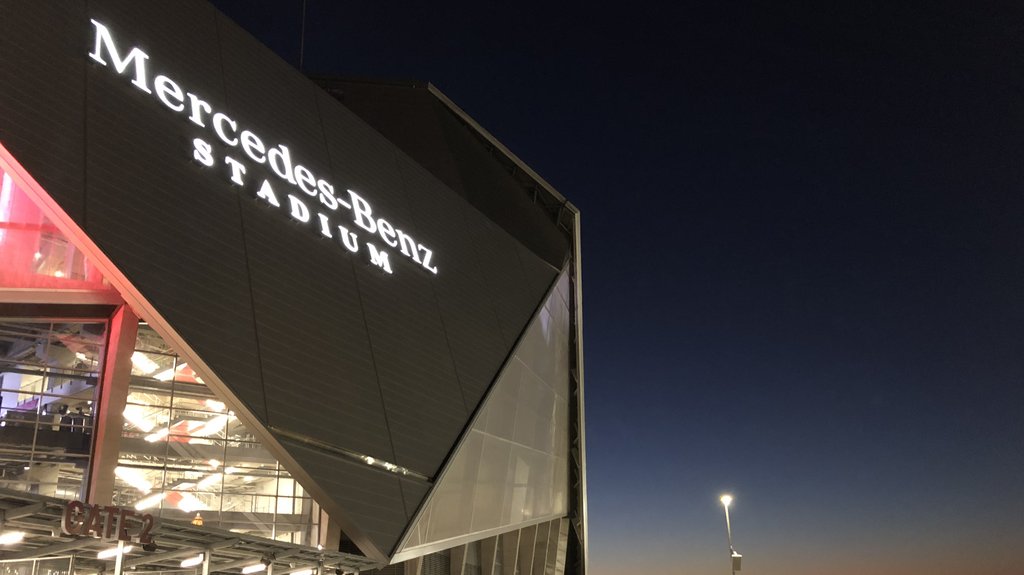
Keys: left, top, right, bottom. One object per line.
{"left": 0, "top": 0, "right": 586, "bottom": 573}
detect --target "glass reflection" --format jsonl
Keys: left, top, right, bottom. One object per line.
{"left": 397, "top": 270, "right": 572, "bottom": 554}
{"left": 0, "top": 321, "right": 105, "bottom": 499}
{"left": 115, "top": 324, "right": 319, "bottom": 544}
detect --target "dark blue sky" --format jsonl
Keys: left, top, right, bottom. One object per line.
{"left": 211, "top": 2, "right": 1024, "bottom": 572}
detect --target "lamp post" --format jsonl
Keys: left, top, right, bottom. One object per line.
{"left": 720, "top": 494, "right": 742, "bottom": 574}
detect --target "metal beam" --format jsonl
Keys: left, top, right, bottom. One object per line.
{"left": 0, "top": 502, "right": 46, "bottom": 521}
{"left": 124, "top": 546, "right": 204, "bottom": 567}
{"left": 211, "top": 550, "right": 301, "bottom": 572}
{"left": 1, "top": 537, "right": 95, "bottom": 560}
{"left": 500, "top": 530, "right": 520, "bottom": 575}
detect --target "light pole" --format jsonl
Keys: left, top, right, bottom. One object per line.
{"left": 720, "top": 494, "right": 742, "bottom": 574}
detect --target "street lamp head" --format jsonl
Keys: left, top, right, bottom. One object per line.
{"left": 720, "top": 494, "right": 733, "bottom": 507}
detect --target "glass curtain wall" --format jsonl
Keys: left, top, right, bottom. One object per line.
{"left": 0, "top": 321, "right": 105, "bottom": 499}
{"left": 0, "top": 170, "right": 112, "bottom": 292}
{"left": 398, "top": 271, "right": 572, "bottom": 555}
{"left": 114, "top": 324, "right": 319, "bottom": 544}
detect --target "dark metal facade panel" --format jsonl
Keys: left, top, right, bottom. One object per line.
{"left": 325, "top": 82, "right": 468, "bottom": 201}
{"left": 316, "top": 89, "right": 475, "bottom": 478}
{"left": 81, "top": 0, "right": 269, "bottom": 421}
{"left": 238, "top": 199, "right": 394, "bottom": 460}
{"left": 432, "top": 100, "right": 570, "bottom": 270}
{"left": 398, "top": 477, "right": 432, "bottom": 522}
{"left": 0, "top": 1, "right": 88, "bottom": 223}
{"left": 279, "top": 438, "right": 420, "bottom": 558}
{"left": 330, "top": 81, "right": 570, "bottom": 270}
{"left": 214, "top": 12, "right": 335, "bottom": 193}
{"left": 463, "top": 214, "right": 548, "bottom": 348}
{"left": 393, "top": 155, "right": 515, "bottom": 413}
{"left": 354, "top": 262, "right": 468, "bottom": 477}
{"left": 4, "top": 0, "right": 569, "bottom": 561}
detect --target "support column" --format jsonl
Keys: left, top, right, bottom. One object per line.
{"left": 552, "top": 519, "right": 569, "bottom": 575}
{"left": 113, "top": 539, "right": 126, "bottom": 575}
{"left": 449, "top": 544, "right": 467, "bottom": 575}
{"left": 322, "top": 509, "right": 342, "bottom": 550}
{"left": 479, "top": 536, "right": 498, "bottom": 575}
{"left": 500, "top": 530, "right": 520, "bottom": 575}
{"left": 531, "top": 522, "right": 550, "bottom": 575}
{"left": 402, "top": 556, "right": 422, "bottom": 575}
{"left": 544, "top": 520, "right": 564, "bottom": 575}
{"left": 517, "top": 525, "right": 538, "bottom": 575}
{"left": 87, "top": 305, "right": 139, "bottom": 504}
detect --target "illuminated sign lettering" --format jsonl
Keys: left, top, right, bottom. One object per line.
{"left": 88, "top": 20, "right": 439, "bottom": 276}
{"left": 61, "top": 500, "right": 156, "bottom": 544}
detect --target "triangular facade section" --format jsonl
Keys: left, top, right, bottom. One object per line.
{"left": 0, "top": 151, "right": 391, "bottom": 557}
{"left": 0, "top": 157, "right": 335, "bottom": 543}
{"left": 392, "top": 269, "right": 573, "bottom": 562}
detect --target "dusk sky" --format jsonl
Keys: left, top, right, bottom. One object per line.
{"left": 210, "top": 2, "right": 1024, "bottom": 573}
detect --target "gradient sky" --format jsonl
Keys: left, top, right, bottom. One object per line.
{"left": 209, "top": 2, "right": 1024, "bottom": 573}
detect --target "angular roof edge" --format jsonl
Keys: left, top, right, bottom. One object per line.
{"left": 309, "top": 76, "right": 579, "bottom": 225}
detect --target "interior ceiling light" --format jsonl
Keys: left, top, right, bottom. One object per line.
{"left": 196, "top": 473, "right": 223, "bottom": 490}
{"left": 122, "top": 405, "right": 155, "bottom": 432}
{"left": 180, "top": 554, "right": 205, "bottom": 568}
{"left": 144, "top": 428, "right": 169, "bottom": 443}
{"left": 114, "top": 466, "right": 152, "bottom": 494}
{"left": 155, "top": 362, "right": 192, "bottom": 382}
{"left": 175, "top": 492, "right": 207, "bottom": 513}
{"left": 97, "top": 545, "right": 133, "bottom": 559}
{"left": 205, "top": 399, "right": 226, "bottom": 412}
{"left": 0, "top": 531, "right": 26, "bottom": 545}
{"left": 192, "top": 414, "right": 233, "bottom": 438}
{"left": 134, "top": 492, "right": 166, "bottom": 511}
{"left": 130, "top": 352, "right": 159, "bottom": 375}
{"left": 241, "top": 564, "right": 266, "bottom": 574}
{"left": 291, "top": 569, "right": 313, "bottom": 575}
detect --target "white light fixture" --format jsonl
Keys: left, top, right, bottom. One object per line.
{"left": 134, "top": 492, "right": 166, "bottom": 511}
{"left": 0, "top": 531, "right": 26, "bottom": 545}
{"left": 144, "top": 428, "right": 169, "bottom": 443}
{"left": 291, "top": 569, "right": 313, "bottom": 575}
{"left": 130, "top": 352, "right": 159, "bottom": 374}
{"left": 196, "top": 473, "right": 223, "bottom": 491}
{"left": 205, "top": 399, "right": 225, "bottom": 412}
{"left": 114, "top": 466, "right": 152, "bottom": 494}
{"left": 192, "top": 414, "right": 232, "bottom": 438}
{"left": 180, "top": 553, "right": 205, "bottom": 568}
{"left": 720, "top": 494, "right": 732, "bottom": 508}
{"left": 122, "top": 405, "right": 155, "bottom": 433}
{"left": 153, "top": 368, "right": 175, "bottom": 382}
{"left": 241, "top": 564, "right": 266, "bottom": 574}
{"left": 175, "top": 493, "right": 207, "bottom": 513}
{"left": 97, "top": 545, "right": 133, "bottom": 559}
{"left": 208, "top": 459, "right": 222, "bottom": 469}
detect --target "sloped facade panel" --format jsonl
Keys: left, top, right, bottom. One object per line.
{"left": 1, "top": 0, "right": 571, "bottom": 562}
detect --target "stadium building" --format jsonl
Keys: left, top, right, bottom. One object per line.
{"left": 0, "top": 2, "right": 586, "bottom": 575}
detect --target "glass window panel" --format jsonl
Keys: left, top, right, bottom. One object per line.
{"left": 114, "top": 322, "right": 318, "bottom": 545}
{"left": 0, "top": 559, "right": 34, "bottom": 575}
{"left": 470, "top": 433, "right": 511, "bottom": 532}
{"left": 398, "top": 275, "right": 572, "bottom": 555}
